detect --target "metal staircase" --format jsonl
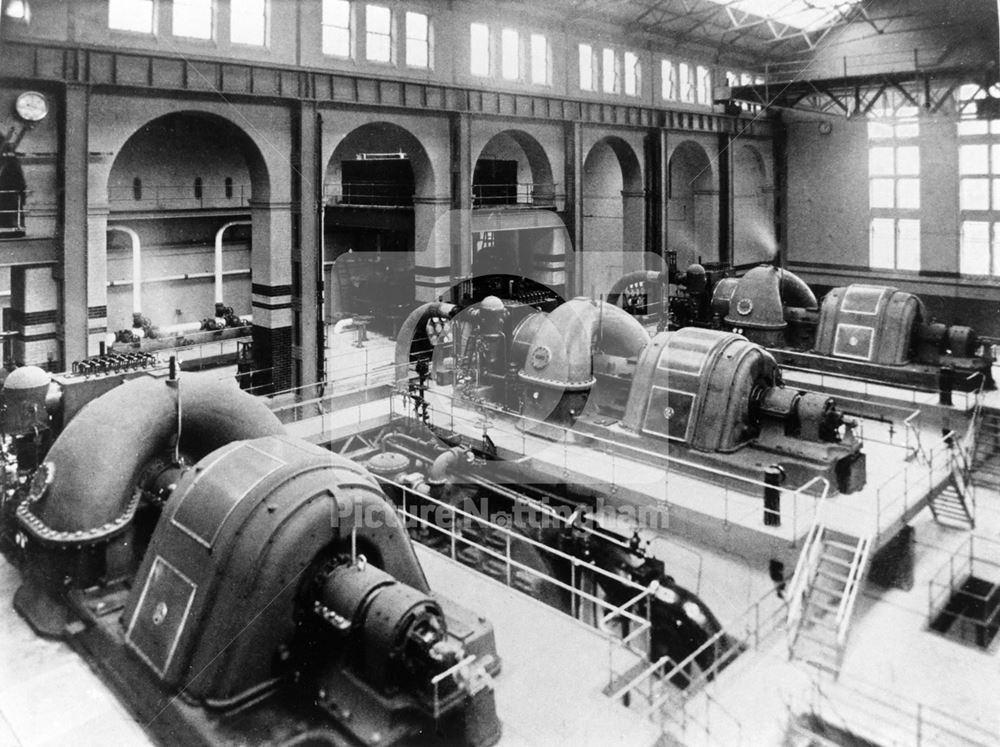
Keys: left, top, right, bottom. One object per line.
{"left": 925, "top": 409, "right": 987, "bottom": 530}
{"left": 971, "top": 411, "right": 1000, "bottom": 490}
{"left": 787, "top": 522, "right": 872, "bottom": 679}
{"left": 928, "top": 470, "right": 975, "bottom": 529}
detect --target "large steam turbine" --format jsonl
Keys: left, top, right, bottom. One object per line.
{"left": 667, "top": 263, "right": 994, "bottom": 392}
{"left": 1, "top": 367, "right": 501, "bottom": 747}
{"left": 399, "top": 296, "right": 865, "bottom": 494}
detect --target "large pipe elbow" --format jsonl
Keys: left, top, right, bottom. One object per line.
{"left": 778, "top": 268, "right": 818, "bottom": 310}
{"left": 27, "top": 376, "right": 285, "bottom": 537}
{"left": 394, "top": 301, "right": 458, "bottom": 383}
{"left": 519, "top": 298, "right": 648, "bottom": 390}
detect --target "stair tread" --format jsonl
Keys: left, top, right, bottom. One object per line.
{"left": 931, "top": 505, "right": 973, "bottom": 518}
{"left": 813, "top": 580, "right": 848, "bottom": 595}
{"left": 808, "top": 598, "right": 843, "bottom": 614}
{"left": 931, "top": 502, "right": 969, "bottom": 514}
{"left": 823, "top": 540, "right": 860, "bottom": 554}
{"left": 801, "top": 658, "right": 840, "bottom": 675}
{"left": 797, "top": 640, "right": 838, "bottom": 655}
{"left": 933, "top": 516, "right": 974, "bottom": 526}
{"left": 820, "top": 555, "right": 854, "bottom": 567}
{"left": 795, "top": 630, "right": 837, "bottom": 657}
{"left": 815, "top": 568, "right": 849, "bottom": 583}
{"left": 932, "top": 506, "right": 972, "bottom": 517}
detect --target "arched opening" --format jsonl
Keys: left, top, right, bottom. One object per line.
{"left": 469, "top": 130, "right": 562, "bottom": 302}
{"left": 324, "top": 122, "right": 433, "bottom": 335}
{"left": 106, "top": 112, "right": 267, "bottom": 337}
{"left": 581, "top": 136, "right": 644, "bottom": 299}
{"left": 0, "top": 156, "right": 27, "bottom": 236}
{"left": 667, "top": 141, "right": 715, "bottom": 271}
{"left": 733, "top": 144, "right": 775, "bottom": 265}
{"left": 473, "top": 130, "right": 554, "bottom": 208}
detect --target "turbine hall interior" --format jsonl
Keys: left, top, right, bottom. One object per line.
{"left": 0, "top": 1, "right": 999, "bottom": 746}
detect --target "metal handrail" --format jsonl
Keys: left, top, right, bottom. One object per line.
{"left": 400, "top": 385, "right": 830, "bottom": 502}
{"left": 835, "top": 535, "right": 871, "bottom": 648}
{"left": 384, "top": 476, "right": 655, "bottom": 627}
{"left": 807, "top": 673, "right": 998, "bottom": 747}
{"left": 431, "top": 654, "right": 477, "bottom": 719}
{"left": 325, "top": 182, "right": 414, "bottom": 207}
{"left": 471, "top": 181, "right": 557, "bottom": 207}
{"left": 629, "top": 586, "right": 786, "bottom": 713}
{"left": 903, "top": 409, "right": 925, "bottom": 461}
{"left": 785, "top": 522, "right": 826, "bottom": 637}
{"left": 779, "top": 358, "right": 983, "bottom": 411}
{"left": 108, "top": 182, "right": 250, "bottom": 208}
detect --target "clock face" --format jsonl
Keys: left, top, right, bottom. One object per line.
{"left": 15, "top": 91, "right": 48, "bottom": 123}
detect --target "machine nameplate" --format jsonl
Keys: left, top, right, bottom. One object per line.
{"left": 643, "top": 386, "right": 695, "bottom": 442}
{"left": 832, "top": 323, "right": 875, "bottom": 361}
{"left": 124, "top": 555, "right": 197, "bottom": 677}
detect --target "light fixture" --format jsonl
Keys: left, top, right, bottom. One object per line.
{"left": 356, "top": 151, "right": 407, "bottom": 160}
{"left": 4, "top": 0, "right": 30, "bottom": 23}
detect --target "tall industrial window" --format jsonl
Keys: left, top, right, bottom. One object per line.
{"left": 661, "top": 59, "right": 677, "bottom": 100}
{"left": 231, "top": 0, "right": 266, "bottom": 45}
{"left": 322, "top": 0, "right": 351, "bottom": 57}
{"left": 624, "top": 51, "right": 640, "bottom": 96}
{"left": 679, "top": 62, "right": 695, "bottom": 103}
{"left": 501, "top": 29, "right": 519, "bottom": 80}
{"left": 365, "top": 4, "right": 392, "bottom": 62}
{"left": 529, "top": 33, "right": 549, "bottom": 85}
{"left": 405, "top": 11, "right": 430, "bottom": 68}
{"left": 696, "top": 65, "right": 712, "bottom": 104}
{"left": 957, "top": 84, "right": 1000, "bottom": 276}
{"left": 602, "top": 48, "right": 619, "bottom": 94}
{"left": 470, "top": 23, "right": 490, "bottom": 76}
{"left": 172, "top": 0, "right": 211, "bottom": 38}
{"left": 0, "top": 158, "right": 26, "bottom": 234}
{"left": 578, "top": 43, "right": 595, "bottom": 91}
{"left": 868, "top": 107, "right": 920, "bottom": 271}
{"left": 109, "top": 0, "right": 154, "bottom": 33}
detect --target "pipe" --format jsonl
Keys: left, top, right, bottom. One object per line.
{"left": 215, "top": 221, "right": 251, "bottom": 305}
{"left": 30, "top": 376, "right": 285, "bottom": 535}
{"left": 605, "top": 270, "right": 666, "bottom": 308}
{"left": 107, "top": 225, "right": 142, "bottom": 314}
{"left": 777, "top": 268, "right": 818, "bottom": 310}
{"left": 427, "top": 446, "right": 466, "bottom": 486}
{"left": 107, "top": 269, "right": 250, "bottom": 288}
{"left": 394, "top": 301, "right": 458, "bottom": 383}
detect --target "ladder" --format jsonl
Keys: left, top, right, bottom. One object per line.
{"left": 787, "top": 528, "right": 872, "bottom": 679}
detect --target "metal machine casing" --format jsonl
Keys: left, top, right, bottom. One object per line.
{"left": 123, "top": 434, "right": 430, "bottom": 705}
{"left": 814, "top": 285, "right": 919, "bottom": 365}
{"left": 622, "top": 328, "right": 778, "bottom": 453}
